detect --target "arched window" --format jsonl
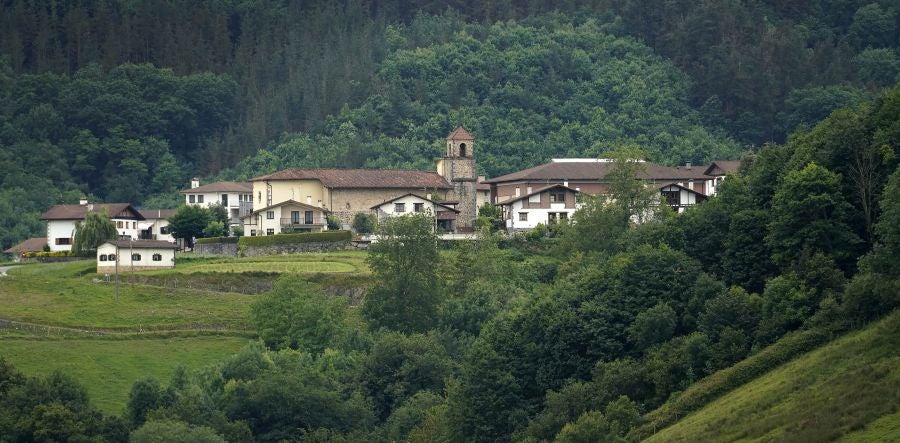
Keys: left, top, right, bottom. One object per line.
{"left": 459, "top": 143, "right": 467, "bottom": 157}
{"left": 132, "top": 253, "right": 141, "bottom": 261}
{"left": 99, "top": 254, "right": 107, "bottom": 262}
{"left": 152, "top": 253, "right": 162, "bottom": 262}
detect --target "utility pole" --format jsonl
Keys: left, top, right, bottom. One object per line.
{"left": 114, "top": 243, "right": 119, "bottom": 303}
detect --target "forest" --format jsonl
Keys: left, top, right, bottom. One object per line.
{"left": 1, "top": 0, "right": 898, "bottom": 250}
{"left": 1, "top": 85, "right": 898, "bottom": 441}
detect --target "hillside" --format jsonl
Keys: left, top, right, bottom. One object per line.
{"left": 641, "top": 310, "right": 900, "bottom": 442}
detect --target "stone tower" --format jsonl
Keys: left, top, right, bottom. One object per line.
{"left": 436, "top": 127, "right": 477, "bottom": 231}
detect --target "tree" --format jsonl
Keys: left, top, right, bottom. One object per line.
{"left": 767, "top": 163, "right": 861, "bottom": 271}
{"left": 130, "top": 419, "right": 226, "bottom": 443}
{"left": 202, "top": 220, "right": 226, "bottom": 238}
{"left": 167, "top": 205, "right": 211, "bottom": 245}
{"left": 362, "top": 214, "right": 440, "bottom": 332}
{"left": 326, "top": 215, "right": 342, "bottom": 230}
{"left": 352, "top": 212, "right": 376, "bottom": 234}
{"left": 603, "top": 145, "right": 662, "bottom": 224}
{"left": 627, "top": 303, "right": 677, "bottom": 351}
{"left": 72, "top": 209, "right": 117, "bottom": 256}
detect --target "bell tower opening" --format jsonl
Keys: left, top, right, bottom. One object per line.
{"left": 460, "top": 143, "right": 467, "bottom": 157}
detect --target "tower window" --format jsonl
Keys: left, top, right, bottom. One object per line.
{"left": 460, "top": 143, "right": 467, "bottom": 157}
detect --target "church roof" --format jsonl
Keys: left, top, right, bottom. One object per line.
{"left": 250, "top": 168, "right": 452, "bottom": 190}
{"left": 446, "top": 126, "right": 474, "bottom": 140}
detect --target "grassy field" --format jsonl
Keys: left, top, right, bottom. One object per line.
{"left": 0, "top": 336, "right": 251, "bottom": 414}
{"left": 164, "top": 260, "right": 356, "bottom": 274}
{"left": 644, "top": 310, "right": 900, "bottom": 442}
{"left": 0, "top": 261, "right": 255, "bottom": 329}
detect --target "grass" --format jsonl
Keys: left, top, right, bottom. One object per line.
{"left": 643, "top": 310, "right": 900, "bottom": 442}
{"left": 0, "top": 336, "right": 251, "bottom": 414}
{"left": 164, "top": 250, "right": 369, "bottom": 275}
{"left": 0, "top": 261, "right": 255, "bottom": 330}
{"left": 165, "top": 260, "right": 355, "bottom": 274}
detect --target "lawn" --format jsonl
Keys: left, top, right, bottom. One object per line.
{"left": 166, "top": 260, "right": 356, "bottom": 274}
{"left": 644, "top": 310, "right": 900, "bottom": 442}
{"left": 0, "top": 261, "right": 255, "bottom": 330}
{"left": 0, "top": 335, "right": 251, "bottom": 414}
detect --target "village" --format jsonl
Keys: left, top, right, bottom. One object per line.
{"left": 3, "top": 127, "right": 739, "bottom": 273}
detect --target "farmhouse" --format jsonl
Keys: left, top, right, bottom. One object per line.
{"left": 40, "top": 199, "right": 144, "bottom": 252}
{"left": 242, "top": 199, "right": 330, "bottom": 236}
{"left": 137, "top": 209, "right": 176, "bottom": 242}
{"left": 371, "top": 193, "right": 461, "bottom": 232}
{"left": 498, "top": 184, "right": 581, "bottom": 231}
{"left": 3, "top": 237, "right": 48, "bottom": 261}
{"left": 96, "top": 240, "right": 177, "bottom": 273}
{"left": 245, "top": 127, "right": 480, "bottom": 233}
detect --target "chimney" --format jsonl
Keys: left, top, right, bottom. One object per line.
{"left": 191, "top": 177, "right": 200, "bottom": 189}
{"left": 306, "top": 196, "right": 312, "bottom": 205}
{"left": 563, "top": 180, "right": 569, "bottom": 187}
{"left": 79, "top": 196, "right": 88, "bottom": 206}
{"left": 685, "top": 162, "right": 692, "bottom": 169}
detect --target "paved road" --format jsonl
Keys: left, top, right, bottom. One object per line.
{"left": 0, "top": 265, "right": 16, "bottom": 277}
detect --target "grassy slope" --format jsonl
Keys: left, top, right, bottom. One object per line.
{"left": 0, "top": 336, "right": 251, "bottom": 414}
{"left": 643, "top": 310, "right": 900, "bottom": 442}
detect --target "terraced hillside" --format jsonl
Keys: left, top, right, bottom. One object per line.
{"left": 642, "top": 310, "right": 900, "bottom": 442}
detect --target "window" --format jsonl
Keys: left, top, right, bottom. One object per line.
{"left": 222, "top": 194, "right": 228, "bottom": 206}
{"left": 267, "top": 210, "right": 275, "bottom": 220}
{"left": 413, "top": 203, "right": 424, "bottom": 213}
{"left": 198, "top": 195, "right": 204, "bottom": 203}
{"left": 55, "top": 238, "right": 71, "bottom": 245}
{"left": 550, "top": 191, "right": 566, "bottom": 203}
{"left": 395, "top": 203, "right": 406, "bottom": 213}
{"left": 258, "top": 191, "right": 262, "bottom": 202}
{"left": 266, "top": 228, "right": 274, "bottom": 236}
{"left": 528, "top": 193, "right": 541, "bottom": 203}
{"left": 152, "top": 253, "right": 162, "bottom": 261}
{"left": 662, "top": 190, "right": 679, "bottom": 207}
{"left": 558, "top": 212, "right": 568, "bottom": 220}
{"left": 117, "top": 221, "right": 123, "bottom": 228}
{"left": 160, "top": 226, "right": 169, "bottom": 235}
{"left": 189, "top": 195, "right": 196, "bottom": 203}
{"left": 131, "top": 253, "right": 141, "bottom": 261}
{"left": 99, "top": 254, "right": 108, "bottom": 262}
{"left": 250, "top": 229, "right": 257, "bottom": 236}
{"left": 108, "top": 254, "right": 116, "bottom": 261}
{"left": 519, "top": 212, "right": 528, "bottom": 221}
{"left": 460, "top": 143, "right": 467, "bottom": 157}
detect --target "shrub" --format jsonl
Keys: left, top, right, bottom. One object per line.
{"left": 352, "top": 213, "right": 376, "bottom": 234}
{"left": 23, "top": 251, "right": 74, "bottom": 258}
{"left": 195, "top": 237, "right": 239, "bottom": 245}
{"left": 326, "top": 215, "right": 342, "bottom": 230}
{"left": 237, "top": 230, "right": 352, "bottom": 247}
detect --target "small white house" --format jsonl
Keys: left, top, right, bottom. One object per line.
{"left": 181, "top": 179, "right": 253, "bottom": 226}
{"left": 371, "top": 193, "right": 461, "bottom": 232}
{"left": 241, "top": 199, "right": 330, "bottom": 236}
{"left": 137, "top": 209, "right": 177, "bottom": 242}
{"left": 41, "top": 200, "right": 144, "bottom": 252}
{"left": 96, "top": 240, "right": 177, "bottom": 273}
{"left": 499, "top": 184, "right": 581, "bottom": 231}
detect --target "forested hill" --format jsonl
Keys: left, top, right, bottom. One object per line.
{"left": 1, "top": 0, "right": 898, "bottom": 250}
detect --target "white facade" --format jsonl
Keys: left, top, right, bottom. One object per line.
{"left": 502, "top": 199, "right": 581, "bottom": 230}
{"left": 96, "top": 241, "right": 176, "bottom": 273}
{"left": 47, "top": 218, "right": 141, "bottom": 252}
{"left": 659, "top": 184, "right": 706, "bottom": 214}
{"left": 371, "top": 194, "right": 460, "bottom": 232}
{"left": 138, "top": 213, "right": 175, "bottom": 243}
{"left": 182, "top": 180, "right": 253, "bottom": 225}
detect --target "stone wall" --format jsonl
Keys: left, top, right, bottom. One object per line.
{"left": 96, "top": 265, "right": 174, "bottom": 273}
{"left": 329, "top": 188, "right": 452, "bottom": 225}
{"left": 195, "top": 242, "right": 238, "bottom": 256}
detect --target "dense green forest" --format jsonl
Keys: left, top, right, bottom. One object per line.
{"left": 1, "top": 0, "right": 898, "bottom": 250}
{"left": 2, "top": 86, "right": 898, "bottom": 441}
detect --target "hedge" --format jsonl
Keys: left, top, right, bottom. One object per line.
{"left": 23, "top": 251, "right": 75, "bottom": 258}
{"left": 195, "top": 236, "right": 239, "bottom": 244}
{"left": 238, "top": 230, "right": 352, "bottom": 247}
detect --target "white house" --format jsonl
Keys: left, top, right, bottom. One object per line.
{"left": 703, "top": 160, "right": 742, "bottom": 196}
{"left": 181, "top": 179, "right": 253, "bottom": 226}
{"left": 40, "top": 199, "right": 144, "bottom": 252}
{"left": 96, "top": 240, "right": 177, "bottom": 273}
{"left": 370, "top": 193, "right": 461, "bottom": 232}
{"left": 241, "top": 199, "right": 330, "bottom": 236}
{"left": 498, "top": 184, "right": 581, "bottom": 231}
{"left": 137, "top": 209, "right": 177, "bottom": 242}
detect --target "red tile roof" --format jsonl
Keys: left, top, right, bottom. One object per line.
{"left": 102, "top": 240, "right": 177, "bottom": 249}
{"left": 250, "top": 169, "right": 452, "bottom": 189}
{"left": 370, "top": 193, "right": 460, "bottom": 212}
{"left": 483, "top": 160, "right": 713, "bottom": 184}
{"left": 180, "top": 181, "right": 252, "bottom": 193}
{"left": 4, "top": 237, "right": 47, "bottom": 254}
{"left": 446, "top": 126, "right": 474, "bottom": 140}
{"left": 41, "top": 204, "right": 144, "bottom": 221}
{"left": 498, "top": 184, "right": 580, "bottom": 206}
{"left": 703, "top": 160, "right": 742, "bottom": 176}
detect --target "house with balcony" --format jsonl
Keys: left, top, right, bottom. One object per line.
{"left": 498, "top": 184, "right": 581, "bottom": 231}
{"left": 40, "top": 199, "right": 145, "bottom": 252}
{"left": 371, "top": 193, "right": 461, "bottom": 232}
{"left": 241, "top": 200, "right": 330, "bottom": 236}
{"left": 181, "top": 179, "right": 253, "bottom": 226}
{"left": 137, "top": 209, "right": 177, "bottom": 242}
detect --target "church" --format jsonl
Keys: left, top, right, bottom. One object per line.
{"left": 240, "top": 127, "right": 487, "bottom": 235}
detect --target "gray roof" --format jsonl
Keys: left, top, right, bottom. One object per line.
{"left": 483, "top": 160, "right": 713, "bottom": 184}
{"left": 41, "top": 204, "right": 144, "bottom": 221}
{"left": 181, "top": 181, "right": 252, "bottom": 193}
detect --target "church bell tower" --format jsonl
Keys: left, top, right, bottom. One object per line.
{"left": 437, "top": 127, "right": 477, "bottom": 231}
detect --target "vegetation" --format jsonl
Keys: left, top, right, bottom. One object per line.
{"left": 352, "top": 213, "right": 377, "bottom": 235}
{"left": 237, "top": 230, "right": 352, "bottom": 247}
{"left": 72, "top": 210, "right": 118, "bottom": 256}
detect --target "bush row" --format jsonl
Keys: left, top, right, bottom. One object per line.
{"left": 237, "top": 230, "right": 352, "bottom": 247}
{"left": 195, "top": 236, "right": 239, "bottom": 244}
{"left": 22, "top": 251, "right": 75, "bottom": 258}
